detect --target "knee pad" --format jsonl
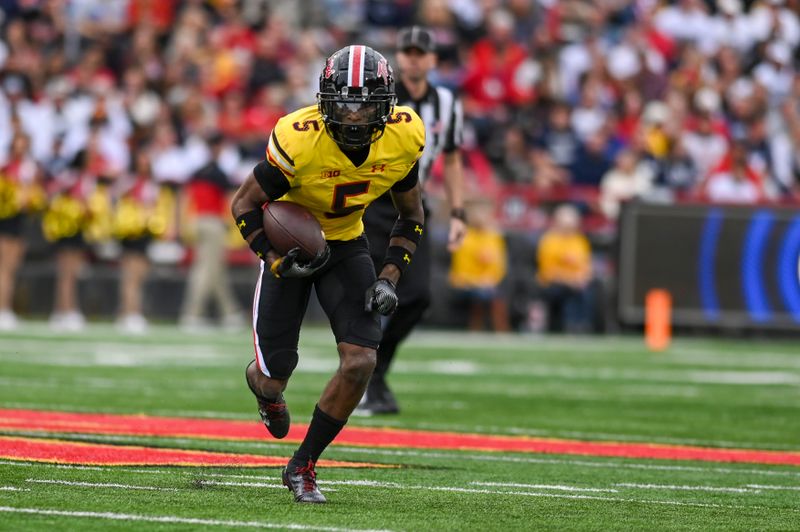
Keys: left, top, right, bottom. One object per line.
{"left": 259, "top": 348, "right": 299, "bottom": 380}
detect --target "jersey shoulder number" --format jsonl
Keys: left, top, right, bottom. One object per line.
{"left": 266, "top": 106, "right": 322, "bottom": 179}
{"left": 385, "top": 105, "right": 425, "bottom": 161}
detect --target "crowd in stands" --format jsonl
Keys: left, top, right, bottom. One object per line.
{"left": 1, "top": 0, "right": 799, "bottom": 332}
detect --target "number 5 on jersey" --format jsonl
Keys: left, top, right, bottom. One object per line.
{"left": 326, "top": 181, "right": 370, "bottom": 218}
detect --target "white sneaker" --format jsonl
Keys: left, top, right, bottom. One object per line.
{"left": 222, "top": 312, "right": 246, "bottom": 332}
{"left": 179, "top": 315, "right": 210, "bottom": 333}
{"left": 117, "top": 313, "right": 148, "bottom": 334}
{"left": 0, "top": 310, "right": 19, "bottom": 331}
{"left": 50, "top": 311, "right": 86, "bottom": 332}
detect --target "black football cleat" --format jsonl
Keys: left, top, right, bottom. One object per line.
{"left": 245, "top": 360, "right": 290, "bottom": 439}
{"left": 283, "top": 459, "right": 326, "bottom": 503}
{"left": 354, "top": 378, "right": 400, "bottom": 416}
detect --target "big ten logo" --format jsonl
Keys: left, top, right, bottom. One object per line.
{"left": 322, "top": 169, "right": 341, "bottom": 178}
{"left": 386, "top": 112, "right": 412, "bottom": 124}
{"left": 293, "top": 120, "right": 320, "bottom": 132}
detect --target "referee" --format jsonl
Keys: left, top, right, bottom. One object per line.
{"left": 358, "top": 26, "right": 466, "bottom": 415}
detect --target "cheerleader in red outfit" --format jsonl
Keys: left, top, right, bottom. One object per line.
{"left": 0, "top": 133, "right": 43, "bottom": 330}
{"left": 112, "top": 149, "right": 164, "bottom": 333}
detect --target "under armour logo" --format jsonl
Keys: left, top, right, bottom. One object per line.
{"left": 238, "top": 220, "right": 247, "bottom": 229}
{"left": 371, "top": 164, "right": 386, "bottom": 173}
{"left": 414, "top": 225, "right": 423, "bottom": 235}
{"left": 403, "top": 253, "right": 411, "bottom": 264}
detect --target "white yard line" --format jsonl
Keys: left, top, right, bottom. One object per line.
{"left": 6, "top": 470, "right": 800, "bottom": 512}
{"left": 16, "top": 475, "right": 800, "bottom": 513}
{"left": 0, "top": 506, "right": 389, "bottom": 531}
{"left": 196, "top": 480, "right": 338, "bottom": 492}
{"left": 0, "top": 486, "right": 28, "bottom": 491}
{"left": 191, "top": 481, "right": 287, "bottom": 490}
{"left": 615, "top": 483, "right": 757, "bottom": 494}
{"left": 746, "top": 484, "right": 800, "bottom": 491}
{"left": 26, "top": 479, "right": 179, "bottom": 492}
{"left": 472, "top": 482, "right": 618, "bottom": 493}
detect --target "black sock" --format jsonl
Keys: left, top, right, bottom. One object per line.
{"left": 289, "top": 405, "right": 346, "bottom": 467}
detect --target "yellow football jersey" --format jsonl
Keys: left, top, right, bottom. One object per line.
{"left": 265, "top": 104, "right": 425, "bottom": 241}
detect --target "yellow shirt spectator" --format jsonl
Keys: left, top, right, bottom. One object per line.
{"left": 537, "top": 232, "right": 591, "bottom": 287}
{"left": 449, "top": 227, "right": 507, "bottom": 290}
{"left": 537, "top": 205, "right": 592, "bottom": 288}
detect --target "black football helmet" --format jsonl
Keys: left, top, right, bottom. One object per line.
{"left": 318, "top": 45, "right": 396, "bottom": 150}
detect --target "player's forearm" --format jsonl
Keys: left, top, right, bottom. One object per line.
{"left": 380, "top": 184, "right": 425, "bottom": 283}
{"left": 231, "top": 172, "right": 281, "bottom": 264}
{"left": 443, "top": 151, "right": 464, "bottom": 212}
{"left": 392, "top": 183, "right": 425, "bottom": 226}
{"left": 388, "top": 188, "right": 424, "bottom": 253}
{"left": 230, "top": 172, "right": 266, "bottom": 219}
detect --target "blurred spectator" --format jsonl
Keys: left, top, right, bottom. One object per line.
{"left": 653, "top": 0, "right": 711, "bottom": 47}
{"left": 570, "top": 130, "right": 612, "bottom": 187}
{"left": 599, "top": 148, "right": 655, "bottom": 219}
{"left": 461, "top": 8, "right": 534, "bottom": 142}
{"left": 44, "top": 149, "right": 92, "bottom": 332}
{"left": 180, "top": 133, "right": 244, "bottom": 332}
{"left": 614, "top": 89, "right": 644, "bottom": 146}
{"left": 112, "top": 149, "right": 160, "bottom": 334}
{"left": 558, "top": 31, "right": 607, "bottom": 102}
{"left": 536, "top": 204, "right": 592, "bottom": 333}
{"left": 217, "top": 90, "right": 251, "bottom": 143}
{"left": 448, "top": 199, "right": 510, "bottom": 332}
{"left": 495, "top": 125, "right": 534, "bottom": 184}
{"left": 680, "top": 109, "right": 728, "bottom": 181}
{"left": 247, "top": 25, "right": 289, "bottom": 95}
{"left": 741, "top": 113, "right": 786, "bottom": 197}
{"left": 749, "top": 0, "right": 800, "bottom": 49}
{"left": 753, "top": 40, "right": 795, "bottom": 108}
{"left": 657, "top": 139, "right": 698, "bottom": 193}
{"left": 534, "top": 101, "right": 580, "bottom": 171}
{"left": 703, "top": 141, "right": 765, "bottom": 203}
{"left": 640, "top": 100, "right": 672, "bottom": 160}
{"left": 707, "top": 0, "right": 755, "bottom": 54}
{"left": 572, "top": 76, "right": 608, "bottom": 141}
{"left": 0, "top": 132, "right": 42, "bottom": 330}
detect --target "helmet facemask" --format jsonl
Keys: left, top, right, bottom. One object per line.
{"left": 318, "top": 46, "right": 396, "bottom": 150}
{"left": 318, "top": 87, "right": 394, "bottom": 149}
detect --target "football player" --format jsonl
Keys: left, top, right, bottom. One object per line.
{"left": 230, "top": 45, "right": 425, "bottom": 504}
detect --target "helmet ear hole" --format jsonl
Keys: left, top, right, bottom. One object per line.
{"left": 317, "top": 45, "right": 396, "bottom": 149}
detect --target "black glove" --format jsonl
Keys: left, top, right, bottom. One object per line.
{"left": 365, "top": 278, "right": 398, "bottom": 315}
{"left": 271, "top": 246, "right": 330, "bottom": 278}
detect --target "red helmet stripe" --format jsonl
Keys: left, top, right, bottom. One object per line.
{"left": 348, "top": 45, "right": 365, "bottom": 87}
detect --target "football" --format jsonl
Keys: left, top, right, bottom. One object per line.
{"left": 262, "top": 201, "right": 327, "bottom": 261}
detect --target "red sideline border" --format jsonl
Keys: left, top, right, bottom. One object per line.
{"left": 0, "top": 409, "right": 798, "bottom": 466}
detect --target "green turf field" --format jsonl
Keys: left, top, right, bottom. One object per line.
{"left": 1, "top": 324, "right": 799, "bottom": 530}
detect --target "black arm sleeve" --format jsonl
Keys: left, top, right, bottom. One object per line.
{"left": 391, "top": 160, "right": 419, "bottom": 193}
{"left": 253, "top": 160, "right": 291, "bottom": 200}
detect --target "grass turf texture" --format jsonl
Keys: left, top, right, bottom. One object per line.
{"left": 0, "top": 324, "right": 799, "bottom": 530}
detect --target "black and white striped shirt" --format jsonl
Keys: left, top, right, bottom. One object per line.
{"left": 395, "top": 81, "right": 463, "bottom": 185}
